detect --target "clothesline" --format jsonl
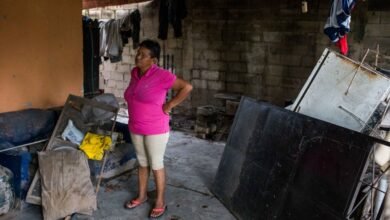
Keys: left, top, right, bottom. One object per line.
{"left": 99, "top": 9, "right": 141, "bottom": 63}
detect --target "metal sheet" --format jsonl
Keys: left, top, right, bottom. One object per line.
{"left": 291, "top": 48, "right": 390, "bottom": 133}
{"left": 212, "top": 97, "right": 375, "bottom": 220}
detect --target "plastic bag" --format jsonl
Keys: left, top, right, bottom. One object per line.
{"left": 61, "top": 120, "right": 84, "bottom": 145}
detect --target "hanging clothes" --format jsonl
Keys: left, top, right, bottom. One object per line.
{"left": 82, "top": 16, "right": 100, "bottom": 96}
{"left": 158, "top": 0, "right": 187, "bottom": 40}
{"left": 99, "top": 9, "right": 141, "bottom": 63}
{"left": 120, "top": 9, "right": 141, "bottom": 49}
{"left": 323, "top": 0, "right": 356, "bottom": 55}
{"left": 99, "top": 19, "right": 122, "bottom": 62}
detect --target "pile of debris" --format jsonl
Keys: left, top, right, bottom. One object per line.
{"left": 194, "top": 94, "right": 240, "bottom": 141}
{"left": 0, "top": 94, "right": 137, "bottom": 219}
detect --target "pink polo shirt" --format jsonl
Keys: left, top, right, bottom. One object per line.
{"left": 124, "top": 64, "right": 176, "bottom": 135}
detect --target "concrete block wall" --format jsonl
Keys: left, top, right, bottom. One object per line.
{"left": 83, "top": 0, "right": 390, "bottom": 115}
{"left": 188, "top": 0, "right": 390, "bottom": 107}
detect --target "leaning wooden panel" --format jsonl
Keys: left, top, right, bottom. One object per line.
{"left": 26, "top": 94, "right": 118, "bottom": 205}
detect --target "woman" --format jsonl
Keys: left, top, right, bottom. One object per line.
{"left": 124, "top": 39, "right": 192, "bottom": 218}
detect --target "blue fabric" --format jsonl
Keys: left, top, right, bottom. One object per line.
{"left": 0, "top": 109, "right": 56, "bottom": 146}
{"left": 324, "top": 0, "right": 356, "bottom": 42}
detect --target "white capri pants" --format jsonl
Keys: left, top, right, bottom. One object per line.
{"left": 130, "top": 132, "right": 170, "bottom": 170}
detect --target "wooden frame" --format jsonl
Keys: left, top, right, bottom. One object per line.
{"left": 26, "top": 94, "right": 118, "bottom": 205}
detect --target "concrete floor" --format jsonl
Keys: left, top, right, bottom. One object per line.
{"left": 1, "top": 131, "right": 236, "bottom": 220}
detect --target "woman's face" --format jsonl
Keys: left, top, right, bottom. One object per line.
{"left": 135, "top": 47, "right": 156, "bottom": 71}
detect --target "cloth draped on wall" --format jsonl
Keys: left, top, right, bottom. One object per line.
{"left": 99, "top": 9, "right": 141, "bottom": 63}
{"left": 158, "top": 0, "right": 187, "bottom": 40}
{"left": 83, "top": 16, "right": 100, "bottom": 97}
{"left": 323, "top": 0, "right": 356, "bottom": 55}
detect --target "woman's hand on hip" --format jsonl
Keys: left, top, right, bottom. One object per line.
{"left": 163, "top": 102, "right": 173, "bottom": 115}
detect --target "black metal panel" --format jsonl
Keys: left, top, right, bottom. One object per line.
{"left": 212, "top": 97, "right": 374, "bottom": 220}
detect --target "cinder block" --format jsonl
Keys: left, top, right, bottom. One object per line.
{"left": 244, "top": 33, "right": 262, "bottom": 42}
{"left": 241, "top": 74, "right": 260, "bottom": 84}
{"left": 194, "top": 59, "right": 208, "bottom": 69}
{"left": 101, "top": 71, "right": 111, "bottom": 80}
{"left": 116, "top": 82, "right": 126, "bottom": 90}
{"left": 122, "top": 55, "right": 132, "bottom": 64}
{"left": 245, "top": 84, "right": 262, "bottom": 98}
{"left": 208, "top": 61, "right": 227, "bottom": 71}
{"left": 192, "top": 32, "right": 206, "bottom": 40}
{"left": 207, "top": 80, "right": 225, "bottom": 91}
{"left": 222, "top": 31, "right": 242, "bottom": 42}
{"left": 104, "top": 87, "right": 113, "bottom": 94}
{"left": 103, "top": 61, "right": 116, "bottom": 71}
{"left": 226, "top": 73, "right": 239, "bottom": 82}
{"left": 267, "top": 65, "right": 284, "bottom": 76}
{"left": 117, "top": 64, "right": 130, "bottom": 73}
{"left": 193, "top": 40, "right": 209, "bottom": 50}
{"left": 228, "top": 41, "right": 249, "bottom": 52}
{"left": 248, "top": 64, "right": 264, "bottom": 74}
{"left": 263, "top": 32, "right": 283, "bottom": 43}
{"left": 226, "top": 82, "right": 246, "bottom": 93}
{"left": 124, "top": 73, "right": 131, "bottom": 82}
{"left": 201, "top": 70, "right": 219, "bottom": 80}
{"left": 268, "top": 54, "right": 301, "bottom": 66}
{"left": 111, "top": 72, "right": 124, "bottom": 81}
{"left": 207, "top": 31, "right": 222, "bottom": 41}
{"left": 107, "top": 80, "right": 117, "bottom": 88}
{"left": 181, "top": 69, "right": 191, "bottom": 81}
{"left": 365, "top": 24, "right": 390, "bottom": 37}
{"left": 204, "top": 50, "right": 220, "bottom": 60}
{"left": 194, "top": 51, "right": 206, "bottom": 60}
{"left": 221, "top": 52, "right": 240, "bottom": 62}
{"left": 207, "top": 41, "right": 224, "bottom": 50}
{"left": 192, "top": 22, "right": 208, "bottom": 33}
{"left": 380, "top": 12, "right": 390, "bottom": 24}
{"left": 264, "top": 75, "right": 283, "bottom": 87}
{"left": 192, "top": 79, "right": 207, "bottom": 89}
{"left": 192, "top": 69, "right": 201, "bottom": 79}
{"left": 228, "top": 62, "right": 248, "bottom": 73}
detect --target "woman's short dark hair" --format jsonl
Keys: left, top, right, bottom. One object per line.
{"left": 139, "top": 39, "right": 161, "bottom": 60}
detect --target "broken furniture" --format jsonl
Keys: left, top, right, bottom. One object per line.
{"left": 25, "top": 94, "right": 118, "bottom": 216}
{"left": 291, "top": 48, "right": 390, "bottom": 134}
{"left": 213, "top": 97, "right": 384, "bottom": 219}
{"left": 291, "top": 48, "right": 390, "bottom": 219}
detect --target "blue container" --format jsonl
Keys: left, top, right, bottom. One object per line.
{"left": 0, "top": 151, "right": 31, "bottom": 199}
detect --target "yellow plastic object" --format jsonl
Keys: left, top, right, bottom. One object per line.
{"left": 79, "top": 132, "right": 112, "bottom": 160}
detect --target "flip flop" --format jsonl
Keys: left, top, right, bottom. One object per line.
{"left": 124, "top": 198, "right": 148, "bottom": 209}
{"left": 149, "top": 205, "right": 167, "bottom": 218}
